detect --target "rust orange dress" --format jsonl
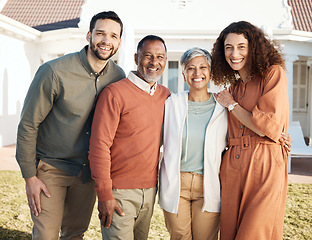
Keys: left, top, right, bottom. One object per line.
{"left": 220, "top": 65, "right": 289, "bottom": 240}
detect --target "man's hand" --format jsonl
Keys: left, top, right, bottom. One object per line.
{"left": 98, "top": 199, "right": 125, "bottom": 228}
{"left": 25, "top": 176, "right": 51, "bottom": 217}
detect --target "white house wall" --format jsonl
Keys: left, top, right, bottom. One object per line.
{"left": 79, "top": 0, "right": 292, "bottom": 32}
{"left": 39, "top": 28, "right": 88, "bottom": 60}
{"left": 0, "top": 32, "right": 40, "bottom": 147}
{"left": 279, "top": 38, "right": 312, "bottom": 139}
{"left": 1, "top": 0, "right": 312, "bottom": 147}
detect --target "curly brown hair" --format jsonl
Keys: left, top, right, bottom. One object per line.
{"left": 211, "top": 21, "right": 285, "bottom": 86}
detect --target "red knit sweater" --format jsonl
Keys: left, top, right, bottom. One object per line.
{"left": 89, "top": 78, "right": 170, "bottom": 201}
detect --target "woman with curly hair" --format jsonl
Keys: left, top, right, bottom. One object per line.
{"left": 212, "top": 21, "right": 289, "bottom": 240}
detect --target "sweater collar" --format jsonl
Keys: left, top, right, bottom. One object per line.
{"left": 127, "top": 71, "right": 157, "bottom": 96}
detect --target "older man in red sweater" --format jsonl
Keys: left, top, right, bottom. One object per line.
{"left": 88, "top": 35, "right": 170, "bottom": 239}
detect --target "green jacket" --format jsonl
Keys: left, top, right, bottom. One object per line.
{"left": 16, "top": 46, "right": 125, "bottom": 180}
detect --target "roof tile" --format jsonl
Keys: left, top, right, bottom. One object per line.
{"left": 288, "top": 0, "right": 312, "bottom": 32}
{"left": 1, "top": 0, "right": 85, "bottom": 30}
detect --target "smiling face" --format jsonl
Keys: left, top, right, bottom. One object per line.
{"left": 183, "top": 56, "right": 210, "bottom": 92}
{"left": 135, "top": 40, "right": 167, "bottom": 86}
{"left": 224, "top": 33, "right": 249, "bottom": 77}
{"left": 87, "top": 19, "right": 121, "bottom": 62}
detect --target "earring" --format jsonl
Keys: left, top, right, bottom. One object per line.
{"left": 234, "top": 72, "right": 240, "bottom": 80}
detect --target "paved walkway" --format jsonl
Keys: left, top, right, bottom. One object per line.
{"left": 0, "top": 144, "right": 19, "bottom": 171}
{"left": 1, "top": 145, "right": 312, "bottom": 183}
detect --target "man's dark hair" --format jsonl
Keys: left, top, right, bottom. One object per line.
{"left": 89, "top": 11, "right": 123, "bottom": 37}
{"left": 137, "top": 35, "right": 167, "bottom": 52}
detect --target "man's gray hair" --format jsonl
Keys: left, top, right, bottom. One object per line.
{"left": 180, "top": 47, "right": 212, "bottom": 72}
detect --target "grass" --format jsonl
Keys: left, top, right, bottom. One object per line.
{"left": 0, "top": 171, "right": 311, "bottom": 240}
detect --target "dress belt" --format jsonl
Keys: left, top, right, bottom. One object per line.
{"left": 228, "top": 135, "right": 276, "bottom": 150}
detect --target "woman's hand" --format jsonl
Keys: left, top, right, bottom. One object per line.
{"left": 215, "top": 89, "right": 265, "bottom": 137}
{"left": 280, "top": 132, "right": 292, "bottom": 156}
{"left": 214, "top": 90, "right": 236, "bottom": 108}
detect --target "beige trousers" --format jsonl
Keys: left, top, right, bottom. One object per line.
{"left": 31, "top": 161, "right": 96, "bottom": 240}
{"left": 163, "top": 172, "right": 220, "bottom": 240}
{"left": 101, "top": 188, "right": 157, "bottom": 240}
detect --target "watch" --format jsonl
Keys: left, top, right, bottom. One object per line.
{"left": 228, "top": 102, "right": 238, "bottom": 112}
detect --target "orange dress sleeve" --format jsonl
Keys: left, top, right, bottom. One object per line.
{"left": 250, "top": 65, "right": 289, "bottom": 142}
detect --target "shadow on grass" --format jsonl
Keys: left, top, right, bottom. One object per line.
{"left": 0, "top": 226, "right": 31, "bottom": 240}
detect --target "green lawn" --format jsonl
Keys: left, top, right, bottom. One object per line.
{"left": 0, "top": 171, "right": 311, "bottom": 239}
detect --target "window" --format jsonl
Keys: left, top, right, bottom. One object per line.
{"left": 168, "top": 61, "right": 179, "bottom": 93}
{"left": 293, "top": 61, "right": 308, "bottom": 112}
{"left": 184, "top": 78, "right": 189, "bottom": 91}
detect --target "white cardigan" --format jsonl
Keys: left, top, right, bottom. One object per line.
{"left": 159, "top": 91, "right": 228, "bottom": 213}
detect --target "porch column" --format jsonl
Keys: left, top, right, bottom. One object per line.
{"left": 308, "top": 59, "right": 312, "bottom": 146}
{"left": 284, "top": 54, "right": 299, "bottom": 122}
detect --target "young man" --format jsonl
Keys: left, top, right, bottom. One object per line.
{"left": 89, "top": 35, "right": 171, "bottom": 239}
{"left": 16, "top": 11, "right": 125, "bottom": 239}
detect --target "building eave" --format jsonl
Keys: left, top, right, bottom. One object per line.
{"left": 40, "top": 27, "right": 86, "bottom": 41}
{"left": 135, "top": 29, "right": 221, "bottom": 41}
{"left": 0, "top": 13, "right": 40, "bottom": 40}
{"left": 273, "top": 29, "right": 312, "bottom": 42}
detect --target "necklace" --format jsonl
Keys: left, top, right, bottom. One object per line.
{"left": 235, "top": 71, "right": 254, "bottom": 83}
{"left": 188, "top": 99, "right": 211, "bottom": 115}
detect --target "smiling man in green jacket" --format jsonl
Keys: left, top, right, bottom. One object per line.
{"left": 16, "top": 11, "right": 125, "bottom": 240}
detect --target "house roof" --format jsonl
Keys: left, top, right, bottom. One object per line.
{"left": 0, "top": 0, "right": 85, "bottom": 31}
{"left": 0, "top": 0, "right": 311, "bottom": 33}
{"left": 288, "top": 0, "right": 312, "bottom": 32}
